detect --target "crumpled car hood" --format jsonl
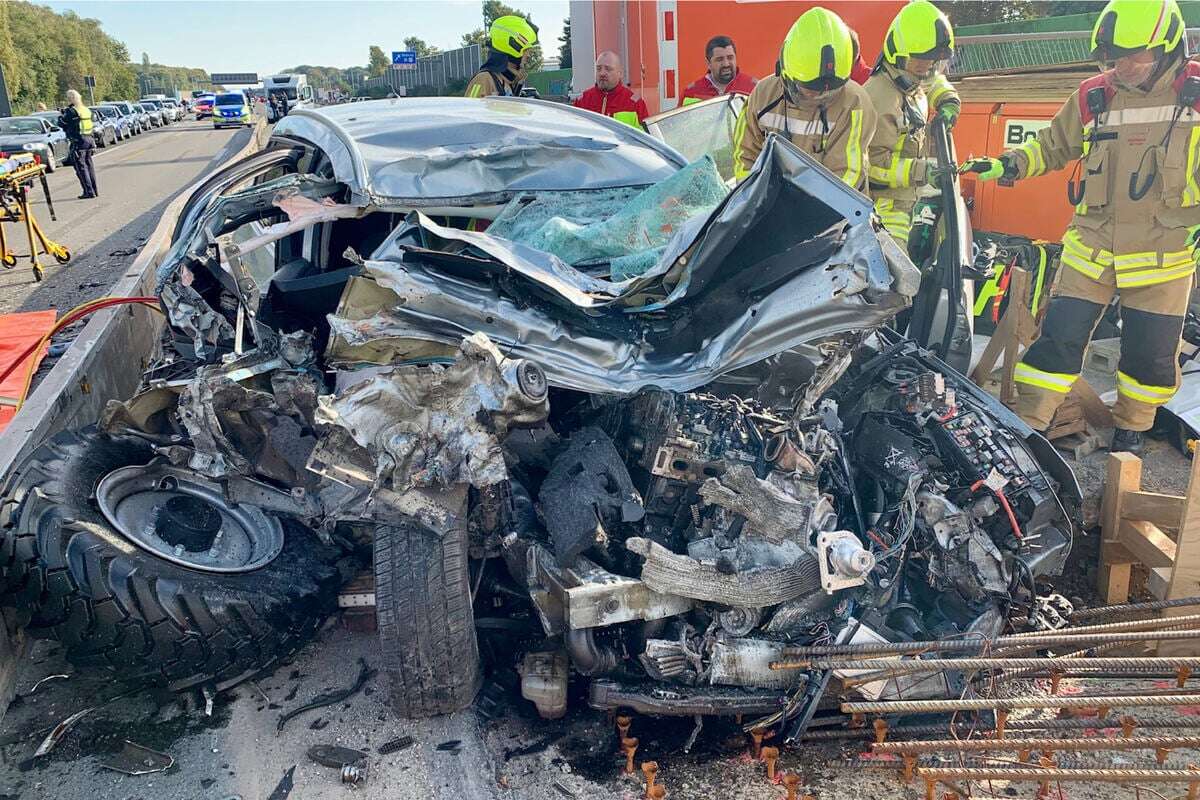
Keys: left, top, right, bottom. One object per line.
{"left": 327, "top": 136, "right": 921, "bottom": 394}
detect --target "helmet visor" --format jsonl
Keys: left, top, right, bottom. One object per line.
{"left": 782, "top": 74, "right": 848, "bottom": 103}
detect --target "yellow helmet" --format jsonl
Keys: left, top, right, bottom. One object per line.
{"left": 1091, "top": 0, "right": 1184, "bottom": 62}
{"left": 490, "top": 14, "right": 538, "bottom": 59}
{"left": 883, "top": 1, "right": 955, "bottom": 67}
{"left": 779, "top": 7, "right": 856, "bottom": 98}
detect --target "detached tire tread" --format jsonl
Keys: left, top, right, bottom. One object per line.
{"left": 0, "top": 427, "right": 343, "bottom": 691}
{"left": 375, "top": 520, "right": 480, "bottom": 717}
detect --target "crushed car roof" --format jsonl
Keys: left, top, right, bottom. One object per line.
{"left": 272, "top": 97, "right": 688, "bottom": 205}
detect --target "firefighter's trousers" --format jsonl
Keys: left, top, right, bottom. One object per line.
{"left": 1012, "top": 233, "right": 1192, "bottom": 432}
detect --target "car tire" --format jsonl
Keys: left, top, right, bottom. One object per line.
{"left": 0, "top": 426, "right": 347, "bottom": 692}
{"left": 375, "top": 518, "right": 481, "bottom": 718}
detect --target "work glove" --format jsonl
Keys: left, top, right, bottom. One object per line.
{"left": 937, "top": 101, "right": 960, "bottom": 129}
{"left": 908, "top": 197, "right": 941, "bottom": 266}
{"left": 960, "top": 157, "right": 1007, "bottom": 182}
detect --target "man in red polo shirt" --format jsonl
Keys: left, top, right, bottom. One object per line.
{"left": 574, "top": 51, "right": 649, "bottom": 128}
{"left": 680, "top": 35, "right": 758, "bottom": 106}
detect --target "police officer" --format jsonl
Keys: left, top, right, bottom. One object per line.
{"left": 964, "top": 0, "right": 1200, "bottom": 453}
{"left": 465, "top": 15, "right": 538, "bottom": 98}
{"left": 864, "top": 0, "right": 960, "bottom": 252}
{"left": 733, "top": 7, "right": 876, "bottom": 190}
{"left": 61, "top": 89, "right": 97, "bottom": 200}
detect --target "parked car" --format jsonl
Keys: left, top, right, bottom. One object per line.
{"left": 98, "top": 103, "right": 136, "bottom": 138}
{"left": 140, "top": 98, "right": 173, "bottom": 123}
{"left": 101, "top": 101, "right": 145, "bottom": 135}
{"left": 211, "top": 92, "right": 252, "bottom": 128}
{"left": 0, "top": 99, "right": 1079, "bottom": 721}
{"left": 193, "top": 94, "right": 216, "bottom": 119}
{"left": 0, "top": 115, "right": 69, "bottom": 171}
{"left": 162, "top": 98, "right": 183, "bottom": 120}
{"left": 138, "top": 101, "right": 164, "bottom": 127}
{"left": 87, "top": 106, "right": 120, "bottom": 147}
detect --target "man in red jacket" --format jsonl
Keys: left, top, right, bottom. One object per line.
{"left": 574, "top": 51, "right": 649, "bottom": 128}
{"left": 680, "top": 36, "right": 758, "bottom": 106}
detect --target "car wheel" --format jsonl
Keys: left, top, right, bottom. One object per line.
{"left": 0, "top": 426, "right": 348, "bottom": 692}
{"left": 375, "top": 516, "right": 481, "bottom": 717}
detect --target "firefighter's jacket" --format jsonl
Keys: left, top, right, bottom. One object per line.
{"left": 863, "top": 65, "right": 959, "bottom": 240}
{"left": 466, "top": 52, "right": 525, "bottom": 98}
{"left": 732, "top": 75, "right": 876, "bottom": 191}
{"left": 1006, "top": 62, "right": 1200, "bottom": 289}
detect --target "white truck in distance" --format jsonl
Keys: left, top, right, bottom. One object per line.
{"left": 263, "top": 73, "right": 313, "bottom": 122}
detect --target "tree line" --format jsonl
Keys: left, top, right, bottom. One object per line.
{"left": 0, "top": 2, "right": 216, "bottom": 114}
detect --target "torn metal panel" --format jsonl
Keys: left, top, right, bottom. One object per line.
{"left": 314, "top": 333, "right": 548, "bottom": 492}
{"left": 327, "top": 138, "right": 920, "bottom": 395}
{"left": 697, "top": 465, "right": 819, "bottom": 545}
{"left": 625, "top": 537, "right": 822, "bottom": 608}
{"left": 709, "top": 638, "right": 800, "bottom": 690}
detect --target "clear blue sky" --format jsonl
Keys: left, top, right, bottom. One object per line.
{"left": 43, "top": 0, "right": 570, "bottom": 74}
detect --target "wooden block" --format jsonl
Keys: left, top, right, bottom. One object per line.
{"left": 1070, "top": 379, "right": 1116, "bottom": 430}
{"left": 1122, "top": 491, "right": 1185, "bottom": 532}
{"left": 1100, "top": 561, "right": 1133, "bottom": 606}
{"left": 1117, "top": 519, "right": 1177, "bottom": 569}
{"left": 1101, "top": 453, "right": 1142, "bottom": 543}
{"left": 1158, "top": 454, "right": 1200, "bottom": 656}
{"left": 1149, "top": 567, "right": 1172, "bottom": 600}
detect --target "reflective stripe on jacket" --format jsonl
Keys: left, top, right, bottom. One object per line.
{"left": 465, "top": 71, "right": 512, "bottom": 98}
{"left": 680, "top": 70, "right": 758, "bottom": 106}
{"left": 1006, "top": 62, "right": 1200, "bottom": 288}
{"left": 732, "top": 75, "right": 876, "bottom": 191}
{"left": 864, "top": 66, "right": 960, "bottom": 231}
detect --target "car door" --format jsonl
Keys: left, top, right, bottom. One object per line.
{"left": 43, "top": 120, "right": 67, "bottom": 159}
{"left": 642, "top": 93, "right": 747, "bottom": 183}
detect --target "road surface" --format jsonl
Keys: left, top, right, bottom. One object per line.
{"left": 0, "top": 118, "right": 252, "bottom": 316}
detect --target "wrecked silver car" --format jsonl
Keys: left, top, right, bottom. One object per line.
{"left": 0, "top": 98, "right": 1078, "bottom": 729}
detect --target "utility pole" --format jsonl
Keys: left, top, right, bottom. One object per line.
{"left": 0, "top": 63, "right": 11, "bottom": 117}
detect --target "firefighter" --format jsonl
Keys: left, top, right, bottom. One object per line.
{"left": 465, "top": 15, "right": 538, "bottom": 98}
{"left": 732, "top": 6, "right": 876, "bottom": 190}
{"left": 963, "top": 0, "right": 1200, "bottom": 453}
{"left": 864, "top": 0, "right": 959, "bottom": 253}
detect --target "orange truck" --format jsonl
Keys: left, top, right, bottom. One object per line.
{"left": 956, "top": 71, "right": 1090, "bottom": 242}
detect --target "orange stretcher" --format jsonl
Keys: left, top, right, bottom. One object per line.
{"left": 0, "top": 160, "right": 69, "bottom": 282}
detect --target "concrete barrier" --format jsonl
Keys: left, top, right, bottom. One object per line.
{"left": 0, "top": 117, "right": 271, "bottom": 708}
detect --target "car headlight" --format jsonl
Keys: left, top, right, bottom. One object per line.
{"left": 21, "top": 143, "right": 38, "bottom": 151}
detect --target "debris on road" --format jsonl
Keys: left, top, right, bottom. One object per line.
{"left": 27, "top": 673, "right": 68, "bottom": 694}
{"left": 276, "top": 658, "right": 374, "bottom": 732}
{"left": 266, "top": 765, "right": 296, "bottom": 800}
{"left": 100, "top": 740, "right": 175, "bottom": 775}
{"left": 306, "top": 744, "right": 367, "bottom": 769}
{"left": 377, "top": 735, "right": 414, "bottom": 755}
{"left": 340, "top": 763, "right": 367, "bottom": 784}
{"left": 33, "top": 706, "right": 95, "bottom": 757}
{"left": 436, "top": 739, "right": 464, "bottom": 753}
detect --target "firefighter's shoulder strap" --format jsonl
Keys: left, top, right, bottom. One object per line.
{"left": 1077, "top": 61, "right": 1200, "bottom": 124}
{"left": 755, "top": 91, "right": 785, "bottom": 122}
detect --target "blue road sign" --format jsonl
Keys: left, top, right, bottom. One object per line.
{"left": 392, "top": 51, "right": 417, "bottom": 65}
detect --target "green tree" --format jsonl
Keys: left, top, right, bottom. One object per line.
{"left": 404, "top": 36, "right": 439, "bottom": 58}
{"left": 558, "top": 18, "right": 571, "bottom": 69}
{"left": 368, "top": 45, "right": 389, "bottom": 77}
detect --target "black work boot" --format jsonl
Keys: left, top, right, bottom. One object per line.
{"left": 1110, "top": 427, "right": 1145, "bottom": 455}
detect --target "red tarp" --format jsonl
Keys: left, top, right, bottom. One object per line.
{"left": 0, "top": 310, "right": 57, "bottom": 433}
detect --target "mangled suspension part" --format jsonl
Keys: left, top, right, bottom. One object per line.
{"left": 312, "top": 333, "right": 549, "bottom": 522}
{"left": 625, "top": 537, "right": 822, "bottom": 607}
